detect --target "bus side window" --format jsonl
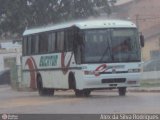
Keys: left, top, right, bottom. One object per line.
{"left": 39, "top": 33, "right": 48, "bottom": 53}
{"left": 23, "top": 37, "right": 27, "bottom": 56}
{"left": 57, "top": 31, "right": 64, "bottom": 51}
{"left": 31, "top": 35, "right": 36, "bottom": 54}
{"left": 27, "top": 36, "right": 32, "bottom": 55}
{"left": 48, "top": 32, "right": 56, "bottom": 52}
{"left": 65, "top": 29, "right": 73, "bottom": 51}
{"left": 35, "top": 35, "right": 39, "bottom": 54}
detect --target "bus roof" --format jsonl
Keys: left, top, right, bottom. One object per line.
{"left": 23, "top": 19, "right": 136, "bottom": 36}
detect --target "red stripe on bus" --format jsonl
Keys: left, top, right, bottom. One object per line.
{"left": 25, "top": 57, "right": 37, "bottom": 89}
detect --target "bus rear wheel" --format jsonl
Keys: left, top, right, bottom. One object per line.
{"left": 74, "top": 89, "right": 91, "bottom": 97}
{"left": 118, "top": 87, "right": 126, "bottom": 96}
{"left": 37, "top": 76, "right": 54, "bottom": 96}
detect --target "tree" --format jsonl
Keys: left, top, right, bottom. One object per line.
{"left": 0, "top": 0, "right": 29, "bottom": 35}
{"left": 0, "top": 0, "right": 111, "bottom": 37}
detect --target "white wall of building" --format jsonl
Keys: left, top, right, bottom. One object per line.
{"left": 0, "top": 41, "right": 22, "bottom": 72}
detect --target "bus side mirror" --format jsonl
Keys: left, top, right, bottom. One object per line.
{"left": 140, "top": 34, "right": 145, "bottom": 47}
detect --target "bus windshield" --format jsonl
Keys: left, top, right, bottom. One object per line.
{"left": 83, "top": 28, "right": 141, "bottom": 63}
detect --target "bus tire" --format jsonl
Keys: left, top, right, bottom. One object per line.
{"left": 43, "top": 88, "right": 55, "bottom": 96}
{"left": 83, "top": 90, "right": 91, "bottom": 97}
{"left": 74, "top": 89, "right": 91, "bottom": 97}
{"left": 74, "top": 90, "right": 84, "bottom": 97}
{"left": 68, "top": 72, "right": 76, "bottom": 89}
{"left": 118, "top": 87, "right": 126, "bottom": 96}
{"left": 37, "top": 75, "right": 54, "bottom": 96}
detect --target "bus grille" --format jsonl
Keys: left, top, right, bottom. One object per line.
{"left": 102, "top": 78, "right": 126, "bottom": 83}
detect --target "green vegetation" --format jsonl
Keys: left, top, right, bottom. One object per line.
{"left": 140, "top": 79, "right": 160, "bottom": 87}
{"left": 0, "top": 0, "right": 111, "bottom": 36}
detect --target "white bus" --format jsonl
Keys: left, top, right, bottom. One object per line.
{"left": 22, "top": 19, "right": 144, "bottom": 96}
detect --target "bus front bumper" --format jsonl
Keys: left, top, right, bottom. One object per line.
{"left": 82, "top": 73, "right": 141, "bottom": 89}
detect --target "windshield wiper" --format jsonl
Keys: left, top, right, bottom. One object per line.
{"left": 99, "top": 44, "right": 113, "bottom": 62}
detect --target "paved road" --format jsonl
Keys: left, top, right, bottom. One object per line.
{"left": 0, "top": 85, "right": 160, "bottom": 114}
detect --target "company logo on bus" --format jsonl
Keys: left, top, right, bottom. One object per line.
{"left": 94, "top": 64, "right": 108, "bottom": 76}
{"left": 2, "top": 114, "right": 8, "bottom": 120}
{"left": 39, "top": 55, "right": 58, "bottom": 67}
{"left": 93, "top": 64, "right": 124, "bottom": 76}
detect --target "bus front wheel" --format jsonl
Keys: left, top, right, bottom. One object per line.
{"left": 118, "top": 87, "right": 126, "bottom": 96}
{"left": 83, "top": 90, "right": 91, "bottom": 97}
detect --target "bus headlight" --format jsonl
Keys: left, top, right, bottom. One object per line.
{"left": 127, "top": 80, "right": 137, "bottom": 84}
{"left": 84, "top": 71, "right": 99, "bottom": 76}
{"left": 128, "top": 69, "right": 140, "bottom": 73}
{"left": 84, "top": 71, "right": 94, "bottom": 75}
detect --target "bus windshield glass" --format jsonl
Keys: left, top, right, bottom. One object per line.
{"left": 83, "top": 28, "right": 140, "bottom": 63}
